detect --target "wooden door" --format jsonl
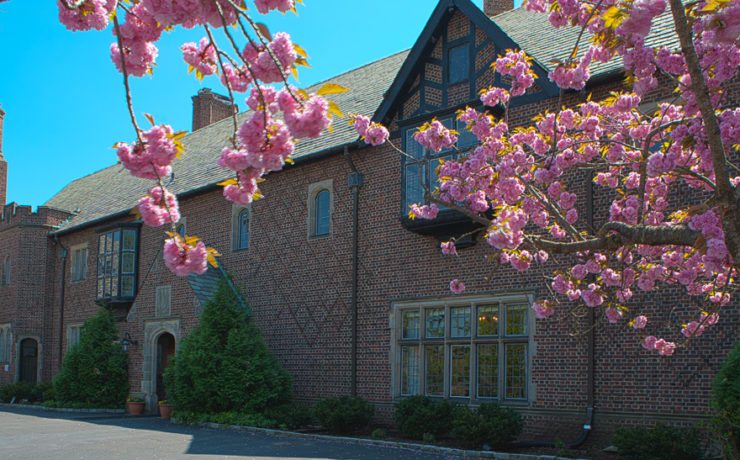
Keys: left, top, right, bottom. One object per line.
{"left": 19, "top": 338, "right": 37, "bottom": 384}
{"left": 156, "top": 333, "right": 175, "bottom": 401}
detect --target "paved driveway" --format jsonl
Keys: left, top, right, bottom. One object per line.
{"left": 0, "top": 407, "right": 456, "bottom": 460}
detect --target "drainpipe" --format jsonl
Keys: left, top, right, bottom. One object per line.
{"left": 54, "top": 235, "right": 68, "bottom": 369}
{"left": 345, "top": 146, "right": 364, "bottom": 397}
{"left": 513, "top": 170, "right": 595, "bottom": 450}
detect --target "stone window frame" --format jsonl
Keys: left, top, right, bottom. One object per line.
{"left": 70, "top": 243, "right": 89, "bottom": 283}
{"left": 390, "top": 293, "right": 536, "bottom": 405}
{"left": 66, "top": 323, "right": 83, "bottom": 351}
{"left": 307, "top": 179, "right": 334, "bottom": 240}
{"left": 231, "top": 205, "right": 251, "bottom": 251}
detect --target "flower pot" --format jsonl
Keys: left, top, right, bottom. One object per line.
{"left": 127, "top": 401, "right": 145, "bottom": 416}
{"left": 159, "top": 403, "right": 174, "bottom": 420}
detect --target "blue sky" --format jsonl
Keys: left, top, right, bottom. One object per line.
{"left": 0, "top": 0, "right": 519, "bottom": 206}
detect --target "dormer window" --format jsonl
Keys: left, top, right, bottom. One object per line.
{"left": 402, "top": 116, "right": 478, "bottom": 213}
{"left": 448, "top": 44, "right": 470, "bottom": 84}
{"left": 400, "top": 115, "right": 481, "bottom": 238}
{"left": 96, "top": 225, "right": 139, "bottom": 303}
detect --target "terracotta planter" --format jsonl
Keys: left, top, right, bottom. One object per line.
{"left": 127, "top": 401, "right": 145, "bottom": 416}
{"left": 159, "top": 403, "right": 174, "bottom": 420}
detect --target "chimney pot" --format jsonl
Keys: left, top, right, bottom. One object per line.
{"left": 484, "top": 0, "right": 514, "bottom": 16}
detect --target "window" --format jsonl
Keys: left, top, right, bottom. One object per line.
{"left": 67, "top": 324, "right": 82, "bottom": 351}
{"left": 96, "top": 226, "right": 139, "bottom": 302}
{"left": 0, "top": 324, "right": 10, "bottom": 363}
{"left": 231, "top": 207, "right": 250, "bottom": 251}
{"left": 70, "top": 244, "right": 88, "bottom": 282}
{"left": 395, "top": 296, "right": 531, "bottom": 402}
{"left": 1, "top": 256, "right": 11, "bottom": 286}
{"left": 307, "top": 180, "right": 333, "bottom": 239}
{"left": 402, "top": 117, "right": 478, "bottom": 212}
{"left": 155, "top": 285, "right": 172, "bottom": 318}
{"left": 314, "top": 190, "right": 331, "bottom": 236}
{"left": 448, "top": 44, "right": 470, "bottom": 84}
{"left": 176, "top": 222, "right": 187, "bottom": 237}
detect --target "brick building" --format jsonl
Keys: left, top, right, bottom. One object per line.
{"left": 0, "top": 0, "right": 737, "bottom": 447}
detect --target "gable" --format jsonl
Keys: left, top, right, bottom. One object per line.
{"left": 376, "top": 0, "right": 557, "bottom": 129}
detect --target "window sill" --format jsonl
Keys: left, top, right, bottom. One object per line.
{"left": 232, "top": 247, "right": 250, "bottom": 253}
{"left": 308, "top": 233, "right": 332, "bottom": 241}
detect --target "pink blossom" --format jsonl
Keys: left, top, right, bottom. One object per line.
{"left": 414, "top": 120, "right": 458, "bottom": 153}
{"left": 110, "top": 40, "right": 159, "bottom": 77}
{"left": 440, "top": 241, "right": 457, "bottom": 256}
{"left": 242, "top": 32, "right": 296, "bottom": 83}
{"left": 532, "top": 301, "right": 555, "bottom": 319}
{"left": 137, "top": 186, "right": 180, "bottom": 227}
{"left": 449, "top": 279, "right": 466, "bottom": 294}
{"left": 480, "top": 87, "right": 510, "bottom": 107}
{"left": 278, "top": 90, "right": 331, "bottom": 139}
{"left": 409, "top": 204, "right": 439, "bottom": 220}
{"left": 632, "top": 315, "right": 648, "bottom": 329}
{"left": 254, "top": 0, "right": 295, "bottom": 14}
{"left": 58, "top": 0, "right": 116, "bottom": 31}
{"left": 605, "top": 307, "right": 623, "bottom": 324}
{"left": 181, "top": 38, "right": 218, "bottom": 76}
{"left": 642, "top": 335, "right": 658, "bottom": 350}
{"left": 220, "top": 64, "right": 252, "bottom": 92}
{"left": 163, "top": 237, "right": 208, "bottom": 277}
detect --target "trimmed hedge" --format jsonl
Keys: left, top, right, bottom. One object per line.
{"left": 394, "top": 396, "right": 454, "bottom": 439}
{"left": 52, "top": 308, "right": 128, "bottom": 408}
{"left": 315, "top": 396, "right": 374, "bottom": 434}
{"left": 451, "top": 403, "right": 522, "bottom": 450}
{"left": 612, "top": 424, "right": 702, "bottom": 460}
{"left": 165, "top": 281, "right": 291, "bottom": 414}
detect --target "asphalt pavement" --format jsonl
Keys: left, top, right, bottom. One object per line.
{"left": 0, "top": 406, "right": 460, "bottom": 460}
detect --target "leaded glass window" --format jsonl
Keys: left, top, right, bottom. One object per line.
{"left": 314, "top": 190, "right": 331, "bottom": 236}
{"left": 397, "top": 298, "right": 530, "bottom": 402}
{"left": 96, "top": 227, "right": 139, "bottom": 302}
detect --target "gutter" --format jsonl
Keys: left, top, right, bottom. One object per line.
{"left": 51, "top": 141, "right": 364, "bottom": 237}
{"left": 344, "top": 145, "right": 364, "bottom": 397}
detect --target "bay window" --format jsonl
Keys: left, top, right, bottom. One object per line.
{"left": 96, "top": 225, "right": 139, "bottom": 303}
{"left": 401, "top": 116, "right": 478, "bottom": 214}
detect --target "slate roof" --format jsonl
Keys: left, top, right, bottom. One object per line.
{"left": 493, "top": 5, "right": 679, "bottom": 78}
{"left": 46, "top": 3, "right": 681, "bottom": 234}
{"left": 46, "top": 50, "right": 409, "bottom": 233}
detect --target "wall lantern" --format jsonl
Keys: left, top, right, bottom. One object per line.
{"left": 120, "top": 332, "right": 138, "bottom": 353}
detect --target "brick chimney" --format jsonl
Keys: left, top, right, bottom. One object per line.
{"left": 484, "top": 0, "right": 514, "bottom": 16}
{"left": 0, "top": 106, "right": 7, "bottom": 206}
{"left": 191, "top": 88, "right": 237, "bottom": 131}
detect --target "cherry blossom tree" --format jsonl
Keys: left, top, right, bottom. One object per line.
{"left": 55, "top": 0, "right": 738, "bottom": 355}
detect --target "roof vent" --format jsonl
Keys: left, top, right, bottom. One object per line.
{"left": 484, "top": 0, "right": 514, "bottom": 17}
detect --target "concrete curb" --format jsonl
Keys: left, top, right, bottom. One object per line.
{"left": 0, "top": 402, "right": 125, "bottom": 415}
{"left": 172, "top": 418, "right": 586, "bottom": 460}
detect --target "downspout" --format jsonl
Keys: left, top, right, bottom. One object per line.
{"left": 54, "top": 235, "right": 68, "bottom": 369}
{"left": 345, "top": 145, "right": 364, "bottom": 397}
{"left": 512, "top": 171, "right": 595, "bottom": 449}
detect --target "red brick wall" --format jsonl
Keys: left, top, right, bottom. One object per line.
{"left": 7, "top": 5, "right": 740, "bottom": 452}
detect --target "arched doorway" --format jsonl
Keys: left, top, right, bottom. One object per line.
{"left": 19, "top": 338, "right": 38, "bottom": 384}
{"left": 155, "top": 333, "right": 176, "bottom": 402}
